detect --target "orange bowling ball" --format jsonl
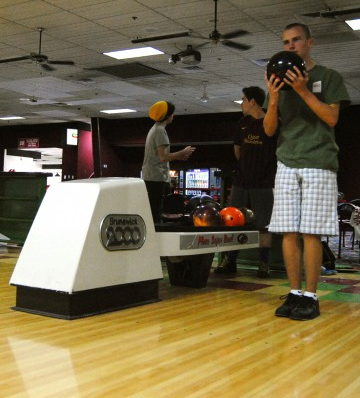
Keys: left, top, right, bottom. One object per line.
{"left": 220, "top": 207, "right": 245, "bottom": 226}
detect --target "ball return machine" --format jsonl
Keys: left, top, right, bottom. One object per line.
{"left": 10, "top": 178, "right": 258, "bottom": 319}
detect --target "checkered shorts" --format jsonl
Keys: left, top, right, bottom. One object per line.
{"left": 269, "top": 162, "right": 339, "bottom": 236}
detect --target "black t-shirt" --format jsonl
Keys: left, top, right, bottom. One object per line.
{"left": 233, "top": 115, "right": 277, "bottom": 188}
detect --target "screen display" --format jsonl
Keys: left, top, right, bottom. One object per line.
{"left": 185, "top": 168, "right": 209, "bottom": 189}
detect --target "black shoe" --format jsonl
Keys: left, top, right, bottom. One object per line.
{"left": 214, "top": 257, "right": 237, "bottom": 274}
{"left": 275, "top": 293, "right": 302, "bottom": 318}
{"left": 257, "top": 263, "right": 270, "bottom": 278}
{"left": 290, "top": 296, "right": 320, "bottom": 321}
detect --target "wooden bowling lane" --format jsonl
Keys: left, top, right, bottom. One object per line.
{"left": 1, "top": 246, "right": 360, "bottom": 397}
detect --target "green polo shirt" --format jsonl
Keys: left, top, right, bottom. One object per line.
{"left": 264, "top": 64, "right": 350, "bottom": 172}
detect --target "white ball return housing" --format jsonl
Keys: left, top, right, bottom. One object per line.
{"left": 10, "top": 178, "right": 258, "bottom": 319}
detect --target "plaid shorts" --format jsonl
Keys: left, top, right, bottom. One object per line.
{"left": 269, "top": 162, "right": 339, "bottom": 236}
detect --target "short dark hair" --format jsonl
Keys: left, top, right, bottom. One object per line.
{"left": 165, "top": 101, "right": 175, "bottom": 119}
{"left": 243, "top": 86, "right": 266, "bottom": 107}
{"left": 284, "top": 23, "right": 312, "bottom": 39}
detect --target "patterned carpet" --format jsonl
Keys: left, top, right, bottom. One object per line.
{"left": 204, "top": 233, "right": 360, "bottom": 304}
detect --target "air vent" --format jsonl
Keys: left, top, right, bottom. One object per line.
{"left": 175, "top": 65, "right": 204, "bottom": 74}
{"left": 315, "top": 32, "right": 359, "bottom": 45}
{"left": 183, "top": 65, "right": 203, "bottom": 71}
{"left": 93, "top": 63, "right": 168, "bottom": 79}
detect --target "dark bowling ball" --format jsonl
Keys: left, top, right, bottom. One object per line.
{"left": 266, "top": 51, "right": 306, "bottom": 90}
{"left": 192, "top": 203, "right": 222, "bottom": 227}
{"left": 239, "top": 207, "right": 256, "bottom": 226}
{"left": 205, "top": 200, "right": 222, "bottom": 211}
{"left": 185, "top": 194, "right": 218, "bottom": 213}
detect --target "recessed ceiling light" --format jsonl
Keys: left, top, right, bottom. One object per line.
{"left": 103, "top": 47, "right": 164, "bottom": 60}
{"left": 345, "top": 18, "right": 360, "bottom": 30}
{"left": 0, "top": 116, "right": 25, "bottom": 120}
{"left": 252, "top": 58, "right": 269, "bottom": 67}
{"left": 100, "top": 109, "right": 137, "bottom": 114}
{"left": 234, "top": 100, "right": 243, "bottom": 105}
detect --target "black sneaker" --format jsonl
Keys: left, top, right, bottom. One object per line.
{"left": 214, "top": 257, "right": 237, "bottom": 274}
{"left": 290, "top": 296, "right": 320, "bottom": 321}
{"left": 275, "top": 293, "right": 302, "bottom": 318}
{"left": 257, "top": 263, "right": 270, "bottom": 278}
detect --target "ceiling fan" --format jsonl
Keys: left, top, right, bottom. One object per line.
{"left": 302, "top": 6, "right": 360, "bottom": 18}
{"left": 131, "top": 0, "right": 251, "bottom": 51}
{"left": 196, "top": 0, "right": 251, "bottom": 51}
{"left": 0, "top": 27, "right": 75, "bottom": 71}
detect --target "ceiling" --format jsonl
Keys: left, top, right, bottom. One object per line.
{"left": 0, "top": 0, "right": 359, "bottom": 126}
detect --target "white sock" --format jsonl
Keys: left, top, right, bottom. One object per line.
{"left": 290, "top": 289, "right": 302, "bottom": 296}
{"left": 304, "top": 291, "right": 318, "bottom": 300}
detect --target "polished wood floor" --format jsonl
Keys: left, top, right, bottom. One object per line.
{"left": 1, "top": 245, "right": 360, "bottom": 397}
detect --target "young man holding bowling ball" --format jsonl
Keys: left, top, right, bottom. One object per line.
{"left": 264, "top": 23, "right": 350, "bottom": 320}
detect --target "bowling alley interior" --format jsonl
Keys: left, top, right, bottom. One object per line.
{"left": 1, "top": 1, "right": 360, "bottom": 397}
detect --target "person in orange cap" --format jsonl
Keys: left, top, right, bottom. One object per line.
{"left": 142, "top": 101, "right": 196, "bottom": 223}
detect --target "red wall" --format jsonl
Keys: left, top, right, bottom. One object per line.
{"left": 77, "top": 129, "right": 94, "bottom": 179}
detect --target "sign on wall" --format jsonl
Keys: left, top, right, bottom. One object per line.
{"left": 18, "top": 138, "right": 39, "bottom": 149}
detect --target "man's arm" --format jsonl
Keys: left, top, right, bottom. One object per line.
{"left": 263, "top": 72, "right": 282, "bottom": 136}
{"left": 285, "top": 67, "right": 340, "bottom": 127}
{"left": 263, "top": 100, "right": 280, "bottom": 137}
{"left": 294, "top": 90, "right": 340, "bottom": 127}
{"left": 234, "top": 144, "right": 241, "bottom": 161}
{"left": 158, "top": 145, "right": 196, "bottom": 162}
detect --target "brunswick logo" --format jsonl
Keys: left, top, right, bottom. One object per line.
{"left": 100, "top": 214, "right": 146, "bottom": 251}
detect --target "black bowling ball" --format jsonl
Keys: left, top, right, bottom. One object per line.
{"left": 185, "top": 194, "right": 220, "bottom": 213}
{"left": 239, "top": 207, "right": 256, "bottom": 226}
{"left": 266, "top": 51, "right": 306, "bottom": 91}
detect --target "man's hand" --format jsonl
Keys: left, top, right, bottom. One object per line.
{"left": 181, "top": 146, "right": 196, "bottom": 160}
{"left": 265, "top": 71, "right": 283, "bottom": 103}
{"left": 283, "top": 66, "right": 309, "bottom": 93}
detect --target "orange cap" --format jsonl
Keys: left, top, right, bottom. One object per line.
{"left": 149, "top": 101, "right": 168, "bottom": 122}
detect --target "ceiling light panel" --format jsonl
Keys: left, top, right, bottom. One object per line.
{"left": 103, "top": 47, "right": 164, "bottom": 60}
{"left": 346, "top": 19, "right": 360, "bottom": 30}
{"left": 100, "top": 109, "right": 136, "bottom": 114}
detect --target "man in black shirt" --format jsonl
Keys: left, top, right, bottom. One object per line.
{"left": 215, "top": 86, "right": 278, "bottom": 277}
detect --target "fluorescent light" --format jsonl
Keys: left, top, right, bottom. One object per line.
{"left": 100, "top": 109, "right": 137, "bottom": 114}
{"left": 103, "top": 47, "right": 164, "bottom": 60}
{"left": 234, "top": 100, "right": 243, "bottom": 105}
{"left": 345, "top": 18, "right": 360, "bottom": 30}
{"left": 0, "top": 116, "right": 25, "bottom": 120}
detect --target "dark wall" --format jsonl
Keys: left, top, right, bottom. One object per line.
{"left": 91, "top": 112, "right": 241, "bottom": 178}
{"left": 0, "top": 108, "right": 359, "bottom": 201}
{"left": 336, "top": 105, "right": 360, "bottom": 200}
{"left": 92, "top": 107, "right": 360, "bottom": 201}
